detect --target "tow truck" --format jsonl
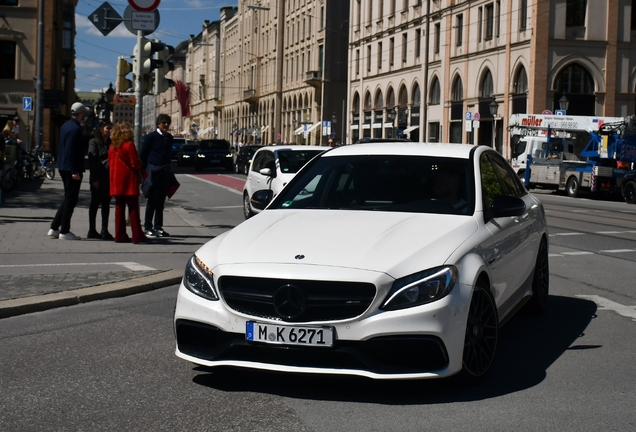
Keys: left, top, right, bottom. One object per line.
{"left": 509, "top": 114, "right": 636, "bottom": 197}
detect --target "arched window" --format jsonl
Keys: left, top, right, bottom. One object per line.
{"left": 512, "top": 66, "right": 528, "bottom": 114}
{"left": 514, "top": 66, "right": 528, "bottom": 94}
{"left": 374, "top": 89, "right": 384, "bottom": 110}
{"left": 480, "top": 70, "right": 494, "bottom": 98}
{"left": 451, "top": 77, "right": 463, "bottom": 101}
{"left": 553, "top": 63, "right": 595, "bottom": 115}
{"left": 398, "top": 85, "right": 408, "bottom": 107}
{"left": 387, "top": 87, "right": 396, "bottom": 109}
{"left": 412, "top": 83, "right": 421, "bottom": 106}
{"left": 352, "top": 92, "right": 360, "bottom": 112}
{"left": 429, "top": 77, "right": 441, "bottom": 105}
{"left": 364, "top": 92, "right": 372, "bottom": 110}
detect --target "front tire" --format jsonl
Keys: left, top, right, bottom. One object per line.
{"left": 566, "top": 176, "right": 580, "bottom": 197}
{"left": 623, "top": 180, "right": 636, "bottom": 204}
{"left": 243, "top": 192, "right": 254, "bottom": 219}
{"left": 45, "top": 160, "right": 55, "bottom": 180}
{"left": 458, "top": 283, "right": 498, "bottom": 384}
{"left": 526, "top": 240, "right": 549, "bottom": 315}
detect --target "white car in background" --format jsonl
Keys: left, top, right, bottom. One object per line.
{"left": 242, "top": 145, "right": 324, "bottom": 219}
{"left": 175, "top": 142, "right": 549, "bottom": 382}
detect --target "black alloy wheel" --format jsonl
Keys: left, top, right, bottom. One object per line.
{"left": 460, "top": 283, "right": 498, "bottom": 383}
{"left": 623, "top": 180, "right": 636, "bottom": 204}
{"left": 527, "top": 240, "right": 549, "bottom": 315}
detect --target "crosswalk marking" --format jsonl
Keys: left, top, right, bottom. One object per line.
{"left": 575, "top": 295, "right": 636, "bottom": 321}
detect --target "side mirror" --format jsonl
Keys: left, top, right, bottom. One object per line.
{"left": 491, "top": 195, "right": 526, "bottom": 218}
{"left": 251, "top": 189, "right": 274, "bottom": 210}
{"left": 259, "top": 168, "right": 272, "bottom": 176}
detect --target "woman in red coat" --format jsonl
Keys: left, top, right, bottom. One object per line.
{"left": 108, "top": 122, "right": 147, "bottom": 243}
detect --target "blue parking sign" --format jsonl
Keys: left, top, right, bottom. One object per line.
{"left": 23, "top": 97, "right": 33, "bottom": 111}
{"left": 465, "top": 111, "right": 472, "bottom": 121}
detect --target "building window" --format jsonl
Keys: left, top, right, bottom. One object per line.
{"left": 390, "top": 0, "right": 396, "bottom": 15}
{"left": 356, "top": 49, "right": 360, "bottom": 75}
{"left": 485, "top": 3, "right": 494, "bottom": 40}
{"left": 496, "top": 1, "right": 501, "bottom": 38}
{"left": 63, "top": 21, "right": 73, "bottom": 50}
{"left": 402, "top": 33, "right": 407, "bottom": 63}
{"left": 478, "top": 7, "right": 483, "bottom": 42}
{"left": 429, "top": 122, "right": 440, "bottom": 142}
{"left": 0, "top": 41, "right": 16, "bottom": 79}
{"left": 429, "top": 77, "right": 441, "bottom": 105}
{"left": 480, "top": 70, "right": 494, "bottom": 97}
{"left": 378, "top": 42, "right": 383, "bottom": 69}
{"left": 367, "top": 45, "right": 372, "bottom": 72}
{"left": 318, "top": 45, "right": 324, "bottom": 74}
{"left": 389, "top": 38, "right": 394, "bottom": 66}
{"left": 520, "top": 0, "right": 528, "bottom": 31}
{"left": 456, "top": 14, "right": 463, "bottom": 46}
{"left": 566, "top": 0, "right": 587, "bottom": 27}
{"left": 415, "top": 29, "right": 421, "bottom": 57}
{"left": 451, "top": 77, "right": 463, "bottom": 102}
{"left": 0, "top": 0, "right": 18, "bottom": 5}
{"left": 434, "top": 23, "right": 440, "bottom": 53}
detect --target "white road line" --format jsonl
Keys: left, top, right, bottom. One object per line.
{"left": 595, "top": 231, "right": 624, "bottom": 234}
{"left": 576, "top": 295, "right": 636, "bottom": 321}
{"left": 550, "top": 232, "right": 585, "bottom": 236}
{"left": 201, "top": 205, "right": 243, "bottom": 209}
{"left": 598, "top": 249, "right": 636, "bottom": 253}
{"left": 0, "top": 262, "right": 156, "bottom": 271}
{"left": 548, "top": 254, "right": 563, "bottom": 258}
{"left": 560, "top": 251, "right": 595, "bottom": 256}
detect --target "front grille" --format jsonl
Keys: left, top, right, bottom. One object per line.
{"left": 218, "top": 276, "right": 376, "bottom": 322}
{"left": 175, "top": 320, "right": 449, "bottom": 375}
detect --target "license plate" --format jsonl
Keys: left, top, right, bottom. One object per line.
{"left": 246, "top": 321, "right": 334, "bottom": 347}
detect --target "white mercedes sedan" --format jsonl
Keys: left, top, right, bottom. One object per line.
{"left": 174, "top": 142, "right": 549, "bottom": 382}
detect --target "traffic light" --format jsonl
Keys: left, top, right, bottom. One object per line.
{"left": 116, "top": 56, "right": 133, "bottom": 93}
{"left": 154, "top": 45, "right": 176, "bottom": 94}
{"left": 134, "top": 38, "right": 175, "bottom": 94}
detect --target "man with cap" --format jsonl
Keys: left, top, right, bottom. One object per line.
{"left": 48, "top": 102, "right": 90, "bottom": 240}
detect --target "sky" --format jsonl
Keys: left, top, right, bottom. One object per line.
{"left": 74, "top": 0, "right": 238, "bottom": 93}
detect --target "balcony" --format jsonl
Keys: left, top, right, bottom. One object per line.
{"left": 243, "top": 88, "right": 258, "bottom": 104}
{"left": 305, "top": 70, "right": 322, "bottom": 89}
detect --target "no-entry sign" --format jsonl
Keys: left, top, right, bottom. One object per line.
{"left": 128, "top": 0, "right": 160, "bottom": 12}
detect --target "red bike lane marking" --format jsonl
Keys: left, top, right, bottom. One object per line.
{"left": 193, "top": 173, "right": 245, "bottom": 192}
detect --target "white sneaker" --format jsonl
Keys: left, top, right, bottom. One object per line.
{"left": 47, "top": 229, "right": 60, "bottom": 238}
{"left": 59, "top": 232, "right": 81, "bottom": 240}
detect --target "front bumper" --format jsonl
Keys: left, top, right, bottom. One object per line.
{"left": 173, "top": 268, "right": 471, "bottom": 379}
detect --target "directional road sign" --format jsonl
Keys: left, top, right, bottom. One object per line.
{"left": 22, "top": 97, "right": 33, "bottom": 112}
{"left": 89, "top": 1, "right": 123, "bottom": 37}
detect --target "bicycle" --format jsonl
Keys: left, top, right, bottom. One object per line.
{"left": 31, "top": 148, "right": 55, "bottom": 180}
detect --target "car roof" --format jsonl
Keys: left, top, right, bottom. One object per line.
{"left": 323, "top": 142, "right": 479, "bottom": 159}
{"left": 255, "top": 145, "right": 325, "bottom": 153}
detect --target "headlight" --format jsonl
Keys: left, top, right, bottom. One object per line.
{"left": 226, "top": 153, "right": 233, "bottom": 157}
{"left": 197, "top": 153, "right": 206, "bottom": 158}
{"left": 381, "top": 266, "right": 457, "bottom": 311}
{"left": 183, "top": 255, "right": 219, "bottom": 301}
{"left": 183, "top": 155, "right": 190, "bottom": 158}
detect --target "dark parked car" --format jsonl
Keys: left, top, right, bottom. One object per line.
{"left": 171, "top": 136, "right": 188, "bottom": 159}
{"left": 177, "top": 142, "right": 200, "bottom": 167}
{"left": 234, "top": 144, "right": 261, "bottom": 174}
{"left": 195, "top": 139, "right": 233, "bottom": 171}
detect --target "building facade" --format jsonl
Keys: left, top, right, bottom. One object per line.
{"left": 0, "top": 0, "right": 78, "bottom": 153}
{"left": 348, "top": 0, "right": 636, "bottom": 158}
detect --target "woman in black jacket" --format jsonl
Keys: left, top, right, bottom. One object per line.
{"left": 87, "top": 120, "right": 113, "bottom": 240}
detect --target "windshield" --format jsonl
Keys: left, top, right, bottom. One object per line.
{"left": 271, "top": 155, "right": 474, "bottom": 215}
{"left": 200, "top": 140, "right": 229, "bottom": 150}
{"left": 277, "top": 150, "right": 324, "bottom": 174}
{"left": 183, "top": 144, "right": 198, "bottom": 151}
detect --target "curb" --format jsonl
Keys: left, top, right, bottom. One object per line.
{"left": 0, "top": 269, "right": 183, "bottom": 319}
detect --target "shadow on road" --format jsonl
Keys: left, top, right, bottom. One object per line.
{"left": 191, "top": 295, "right": 597, "bottom": 403}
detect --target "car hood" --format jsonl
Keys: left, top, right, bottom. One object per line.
{"left": 198, "top": 210, "right": 479, "bottom": 276}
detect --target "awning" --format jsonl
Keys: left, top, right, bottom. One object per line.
{"left": 372, "top": 123, "right": 382, "bottom": 129}
{"left": 294, "top": 125, "right": 305, "bottom": 135}
{"left": 261, "top": 125, "right": 270, "bottom": 132}
{"left": 180, "top": 129, "right": 189, "bottom": 135}
{"left": 306, "top": 121, "right": 321, "bottom": 133}
{"left": 350, "top": 124, "right": 359, "bottom": 129}
{"left": 198, "top": 127, "right": 211, "bottom": 135}
{"left": 246, "top": 127, "right": 257, "bottom": 135}
{"left": 403, "top": 125, "right": 419, "bottom": 134}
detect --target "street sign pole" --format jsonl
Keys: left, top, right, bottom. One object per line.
{"left": 134, "top": 30, "right": 144, "bottom": 151}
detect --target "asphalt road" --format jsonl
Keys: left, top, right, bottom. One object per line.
{"left": 1, "top": 184, "right": 636, "bottom": 431}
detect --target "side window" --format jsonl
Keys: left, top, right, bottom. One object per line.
{"left": 251, "top": 152, "right": 267, "bottom": 172}
{"left": 480, "top": 154, "right": 503, "bottom": 216}
{"left": 488, "top": 153, "right": 524, "bottom": 197}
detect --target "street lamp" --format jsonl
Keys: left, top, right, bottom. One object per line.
{"left": 489, "top": 99, "right": 499, "bottom": 149}
{"left": 559, "top": 95, "right": 569, "bottom": 112}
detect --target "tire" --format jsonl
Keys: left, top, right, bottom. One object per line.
{"left": 45, "top": 160, "right": 55, "bottom": 180}
{"left": 458, "top": 283, "right": 498, "bottom": 384}
{"left": 526, "top": 240, "right": 549, "bottom": 315}
{"left": 623, "top": 180, "right": 636, "bottom": 204}
{"left": 566, "top": 176, "right": 580, "bottom": 198}
{"left": 243, "top": 192, "right": 254, "bottom": 219}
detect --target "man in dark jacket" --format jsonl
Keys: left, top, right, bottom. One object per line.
{"left": 48, "top": 102, "right": 90, "bottom": 240}
{"left": 140, "top": 113, "right": 173, "bottom": 238}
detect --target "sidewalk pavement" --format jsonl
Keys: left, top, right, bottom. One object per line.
{"left": 0, "top": 173, "right": 224, "bottom": 319}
